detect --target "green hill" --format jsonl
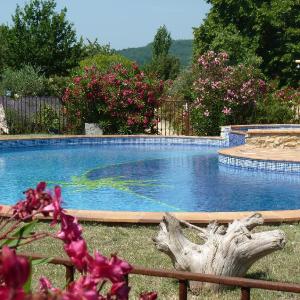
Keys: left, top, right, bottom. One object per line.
{"left": 117, "top": 39, "right": 192, "bottom": 67}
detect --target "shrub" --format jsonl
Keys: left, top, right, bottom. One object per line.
{"left": 256, "top": 86, "right": 300, "bottom": 124}
{"left": 43, "top": 75, "right": 69, "bottom": 97}
{"left": 5, "top": 108, "right": 35, "bottom": 134}
{"left": 37, "top": 105, "right": 61, "bottom": 133}
{"left": 0, "top": 65, "right": 46, "bottom": 97}
{"left": 63, "top": 63, "right": 164, "bottom": 134}
{"left": 191, "top": 51, "right": 267, "bottom": 135}
{"left": 78, "top": 53, "right": 133, "bottom": 74}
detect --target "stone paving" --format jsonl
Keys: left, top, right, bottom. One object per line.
{"left": 219, "top": 144, "right": 300, "bottom": 162}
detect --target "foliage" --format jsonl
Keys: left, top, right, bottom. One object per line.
{"left": 0, "top": 182, "right": 157, "bottom": 299}
{"left": 0, "top": 65, "right": 46, "bottom": 97}
{"left": 146, "top": 55, "right": 180, "bottom": 81}
{"left": 4, "top": 108, "right": 36, "bottom": 134}
{"left": 191, "top": 51, "right": 267, "bottom": 136}
{"left": 0, "top": 25, "right": 9, "bottom": 75}
{"left": 5, "top": 0, "right": 83, "bottom": 76}
{"left": 163, "top": 67, "right": 195, "bottom": 103}
{"left": 193, "top": 0, "right": 300, "bottom": 86}
{"left": 152, "top": 25, "right": 172, "bottom": 59}
{"left": 82, "top": 38, "right": 116, "bottom": 58}
{"left": 38, "top": 105, "right": 61, "bottom": 133}
{"left": 256, "top": 86, "right": 300, "bottom": 124}
{"left": 43, "top": 75, "right": 69, "bottom": 97}
{"left": 78, "top": 53, "right": 133, "bottom": 74}
{"left": 118, "top": 39, "right": 193, "bottom": 67}
{"left": 145, "top": 26, "right": 180, "bottom": 80}
{"left": 63, "top": 63, "right": 164, "bottom": 134}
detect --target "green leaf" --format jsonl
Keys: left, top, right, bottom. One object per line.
{"left": 31, "top": 257, "right": 53, "bottom": 266}
{"left": 0, "top": 220, "right": 38, "bottom": 248}
{"left": 23, "top": 266, "right": 32, "bottom": 294}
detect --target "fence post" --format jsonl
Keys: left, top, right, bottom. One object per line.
{"left": 179, "top": 280, "right": 188, "bottom": 300}
{"left": 241, "top": 287, "right": 251, "bottom": 300}
{"left": 65, "top": 265, "right": 75, "bottom": 285}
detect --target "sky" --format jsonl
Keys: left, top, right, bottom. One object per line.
{"left": 0, "top": 0, "right": 210, "bottom": 50}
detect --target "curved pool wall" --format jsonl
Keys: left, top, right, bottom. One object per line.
{"left": 220, "top": 124, "right": 300, "bottom": 174}
{"left": 0, "top": 135, "right": 227, "bottom": 149}
{"left": 222, "top": 124, "right": 300, "bottom": 147}
{"left": 0, "top": 134, "right": 300, "bottom": 223}
{"left": 218, "top": 154, "right": 300, "bottom": 173}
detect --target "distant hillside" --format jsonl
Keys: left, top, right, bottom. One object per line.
{"left": 117, "top": 39, "right": 193, "bottom": 67}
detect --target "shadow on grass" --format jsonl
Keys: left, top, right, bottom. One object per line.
{"left": 245, "top": 271, "right": 269, "bottom": 280}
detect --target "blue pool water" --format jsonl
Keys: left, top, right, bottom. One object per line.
{"left": 0, "top": 143, "right": 299, "bottom": 212}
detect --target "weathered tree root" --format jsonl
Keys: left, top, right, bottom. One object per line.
{"left": 153, "top": 213, "right": 286, "bottom": 291}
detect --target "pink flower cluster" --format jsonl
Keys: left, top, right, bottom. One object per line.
{"left": 0, "top": 246, "right": 30, "bottom": 299}
{"left": 63, "top": 64, "right": 164, "bottom": 134}
{"left": 1, "top": 183, "right": 157, "bottom": 300}
{"left": 192, "top": 51, "right": 267, "bottom": 130}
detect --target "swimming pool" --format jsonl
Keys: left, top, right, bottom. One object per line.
{"left": 1, "top": 140, "right": 300, "bottom": 212}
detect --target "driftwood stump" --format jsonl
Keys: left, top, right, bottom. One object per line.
{"left": 153, "top": 213, "right": 286, "bottom": 291}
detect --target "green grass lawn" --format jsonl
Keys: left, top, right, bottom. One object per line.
{"left": 19, "top": 222, "right": 300, "bottom": 299}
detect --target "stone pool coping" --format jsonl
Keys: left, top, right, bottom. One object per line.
{"left": 219, "top": 145, "right": 300, "bottom": 163}
{"left": 0, "top": 134, "right": 224, "bottom": 140}
{"left": 1, "top": 204, "right": 300, "bottom": 224}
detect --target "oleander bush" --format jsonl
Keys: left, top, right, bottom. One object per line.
{"left": 190, "top": 51, "right": 267, "bottom": 136}
{"left": 63, "top": 63, "right": 164, "bottom": 134}
{"left": 256, "top": 86, "right": 300, "bottom": 124}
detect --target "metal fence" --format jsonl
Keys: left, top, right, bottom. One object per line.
{"left": 1, "top": 96, "right": 299, "bottom": 136}
{"left": 157, "top": 100, "right": 193, "bottom": 136}
{"left": 0, "top": 96, "right": 66, "bottom": 134}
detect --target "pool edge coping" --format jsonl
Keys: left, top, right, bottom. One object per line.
{"left": 1, "top": 205, "right": 299, "bottom": 224}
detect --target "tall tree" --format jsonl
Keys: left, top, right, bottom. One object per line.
{"left": 6, "top": 0, "right": 83, "bottom": 76}
{"left": 147, "top": 25, "right": 180, "bottom": 80}
{"left": 0, "top": 25, "right": 9, "bottom": 75}
{"left": 193, "top": 0, "right": 300, "bottom": 86}
{"left": 152, "top": 25, "right": 172, "bottom": 59}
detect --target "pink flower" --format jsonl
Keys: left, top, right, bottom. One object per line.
{"left": 57, "top": 213, "right": 83, "bottom": 244}
{"left": 12, "top": 182, "right": 56, "bottom": 221}
{"left": 140, "top": 292, "right": 158, "bottom": 300}
{"left": 1, "top": 246, "right": 30, "bottom": 288}
{"left": 39, "top": 277, "right": 53, "bottom": 292}
{"left": 222, "top": 107, "right": 232, "bottom": 115}
{"left": 64, "top": 276, "right": 98, "bottom": 300}
{"left": 110, "top": 281, "right": 131, "bottom": 300}
{"left": 43, "top": 186, "right": 63, "bottom": 225}
{"left": 88, "top": 252, "right": 132, "bottom": 283}
{"left": 204, "top": 110, "right": 210, "bottom": 117}
{"left": 64, "top": 240, "right": 90, "bottom": 272}
{"left": 73, "top": 77, "right": 82, "bottom": 84}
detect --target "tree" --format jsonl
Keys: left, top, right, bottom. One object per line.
{"left": 146, "top": 25, "right": 180, "bottom": 80}
{"left": 82, "top": 38, "right": 116, "bottom": 58}
{"left": 152, "top": 25, "right": 172, "bottom": 59}
{"left": 0, "top": 25, "right": 9, "bottom": 75}
{"left": 193, "top": 0, "right": 300, "bottom": 86}
{"left": 5, "top": 0, "right": 83, "bottom": 76}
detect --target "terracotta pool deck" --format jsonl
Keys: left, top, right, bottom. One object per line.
{"left": 1, "top": 204, "right": 300, "bottom": 224}
{"left": 219, "top": 145, "right": 300, "bottom": 163}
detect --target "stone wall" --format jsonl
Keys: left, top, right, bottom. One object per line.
{"left": 246, "top": 131, "right": 300, "bottom": 149}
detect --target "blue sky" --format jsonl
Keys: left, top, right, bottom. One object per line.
{"left": 0, "top": 0, "right": 210, "bottom": 50}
